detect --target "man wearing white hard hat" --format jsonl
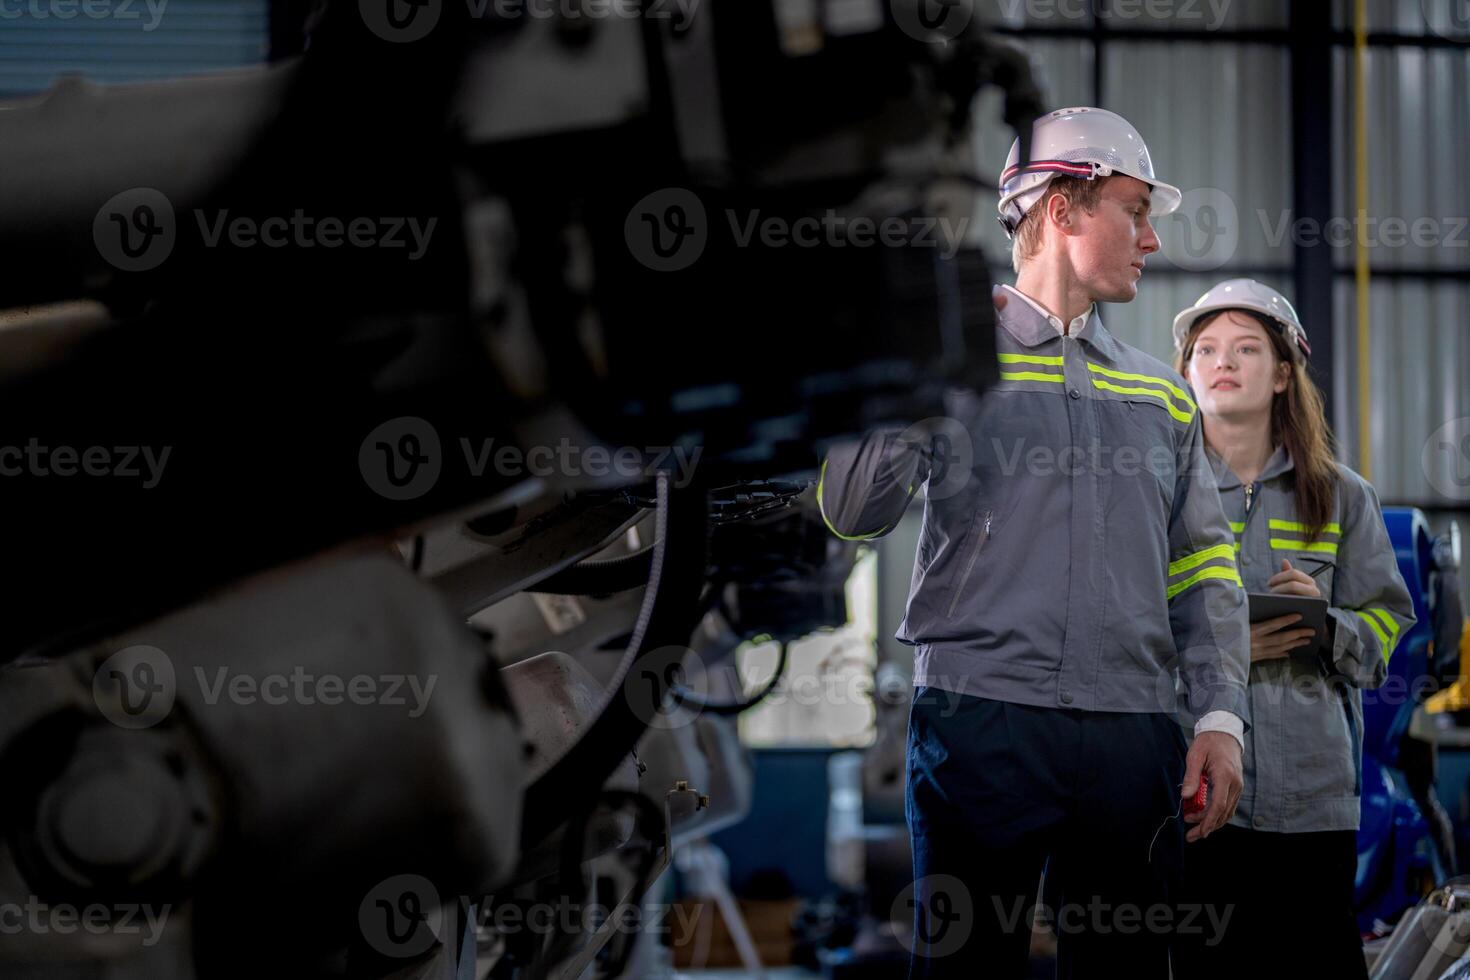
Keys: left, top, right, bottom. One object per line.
{"left": 818, "top": 107, "right": 1250, "bottom": 977}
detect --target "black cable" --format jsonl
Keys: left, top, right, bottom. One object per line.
{"left": 520, "top": 473, "right": 708, "bottom": 848}
{"left": 671, "top": 641, "right": 789, "bottom": 716}
{"left": 529, "top": 545, "right": 655, "bottom": 596}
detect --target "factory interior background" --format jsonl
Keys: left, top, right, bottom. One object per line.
{"left": 1, "top": 0, "right": 1468, "bottom": 978}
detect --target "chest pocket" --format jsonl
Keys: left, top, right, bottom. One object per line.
{"left": 1098, "top": 394, "right": 1185, "bottom": 520}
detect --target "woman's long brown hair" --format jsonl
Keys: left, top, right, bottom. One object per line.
{"left": 1175, "top": 310, "right": 1340, "bottom": 542}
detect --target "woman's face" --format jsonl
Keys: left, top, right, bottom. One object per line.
{"left": 1184, "top": 310, "right": 1290, "bottom": 423}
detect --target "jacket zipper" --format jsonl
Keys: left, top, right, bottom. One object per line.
{"left": 1244, "top": 482, "right": 1256, "bottom": 515}
{"left": 946, "top": 510, "right": 992, "bottom": 618}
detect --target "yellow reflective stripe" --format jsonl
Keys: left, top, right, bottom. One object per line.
{"left": 1367, "top": 607, "right": 1396, "bottom": 632}
{"left": 1002, "top": 371, "right": 1066, "bottom": 383}
{"left": 1269, "top": 538, "right": 1339, "bottom": 554}
{"left": 817, "top": 459, "right": 888, "bottom": 542}
{"left": 1355, "top": 610, "right": 1392, "bottom": 658}
{"left": 1269, "top": 519, "right": 1342, "bottom": 535}
{"left": 1169, "top": 543, "right": 1237, "bottom": 577}
{"left": 1167, "top": 565, "right": 1243, "bottom": 600}
{"left": 998, "top": 353, "right": 1064, "bottom": 365}
{"left": 1228, "top": 521, "right": 1246, "bottom": 533}
{"left": 1086, "top": 363, "right": 1197, "bottom": 411}
{"left": 1233, "top": 541, "right": 1241, "bottom": 553}
{"left": 1367, "top": 608, "right": 1402, "bottom": 655}
{"left": 1090, "top": 379, "right": 1194, "bottom": 424}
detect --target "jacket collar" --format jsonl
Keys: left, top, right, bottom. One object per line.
{"left": 998, "top": 285, "right": 1123, "bottom": 362}
{"left": 1208, "top": 442, "right": 1295, "bottom": 490}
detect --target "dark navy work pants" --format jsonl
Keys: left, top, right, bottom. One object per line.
{"left": 905, "top": 686, "right": 1188, "bottom": 979}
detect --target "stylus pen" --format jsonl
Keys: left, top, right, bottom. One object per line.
{"left": 1293, "top": 557, "right": 1336, "bottom": 580}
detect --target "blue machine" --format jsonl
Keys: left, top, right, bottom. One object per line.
{"left": 1354, "top": 508, "right": 1446, "bottom": 930}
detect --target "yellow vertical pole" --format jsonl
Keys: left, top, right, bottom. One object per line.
{"left": 1354, "top": 0, "right": 1372, "bottom": 479}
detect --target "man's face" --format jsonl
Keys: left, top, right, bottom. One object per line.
{"left": 1184, "top": 311, "right": 1290, "bottom": 421}
{"left": 1066, "top": 176, "right": 1160, "bottom": 303}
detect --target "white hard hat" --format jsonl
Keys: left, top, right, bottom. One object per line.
{"left": 997, "top": 106, "right": 1181, "bottom": 238}
{"left": 1171, "top": 278, "right": 1311, "bottom": 363}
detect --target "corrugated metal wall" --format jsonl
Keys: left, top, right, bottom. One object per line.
{"left": 0, "top": 0, "right": 268, "bottom": 98}
{"left": 1100, "top": 40, "right": 1293, "bottom": 360}
{"left": 1329, "top": 42, "right": 1470, "bottom": 506}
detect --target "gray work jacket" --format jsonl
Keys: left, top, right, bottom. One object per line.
{"left": 818, "top": 296, "right": 1250, "bottom": 723}
{"left": 1200, "top": 446, "right": 1416, "bottom": 833}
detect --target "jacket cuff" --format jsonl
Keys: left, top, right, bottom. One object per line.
{"left": 1194, "top": 709, "right": 1244, "bottom": 754}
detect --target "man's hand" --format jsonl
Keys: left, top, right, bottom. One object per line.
{"left": 1250, "top": 613, "right": 1313, "bottom": 663}
{"left": 1267, "top": 558, "right": 1321, "bottom": 598}
{"left": 1182, "top": 730, "right": 1242, "bottom": 842}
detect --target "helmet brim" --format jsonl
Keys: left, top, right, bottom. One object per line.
{"left": 1139, "top": 176, "right": 1181, "bottom": 217}
{"left": 1172, "top": 302, "right": 1309, "bottom": 364}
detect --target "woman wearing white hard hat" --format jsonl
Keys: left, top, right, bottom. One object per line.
{"left": 1168, "top": 279, "right": 1415, "bottom": 979}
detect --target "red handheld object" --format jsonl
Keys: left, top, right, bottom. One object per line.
{"left": 1183, "top": 777, "right": 1208, "bottom": 816}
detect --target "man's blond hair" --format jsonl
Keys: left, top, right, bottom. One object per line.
{"left": 1010, "top": 175, "right": 1113, "bottom": 274}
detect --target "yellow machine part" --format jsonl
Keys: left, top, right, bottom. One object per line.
{"left": 1425, "top": 621, "right": 1470, "bottom": 714}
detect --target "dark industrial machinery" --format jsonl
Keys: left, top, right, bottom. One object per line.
{"left": 0, "top": 1, "right": 1042, "bottom": 975}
